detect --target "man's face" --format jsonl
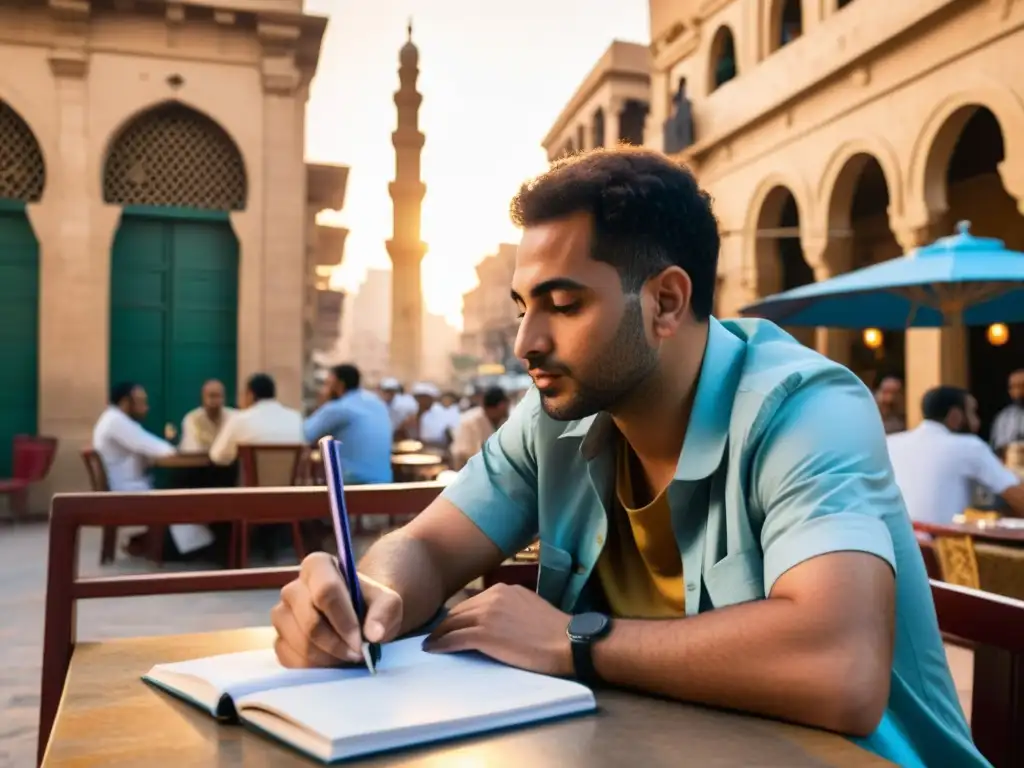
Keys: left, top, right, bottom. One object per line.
{"left": 1009, "top": 370, "right": 1024, "bottom": 405}
{"left": 128, "top": 386, "right": 149, "bottom": 421}
{"left": 511, "top": 212, "right": 660, "bottom": 421}
{"left": 324, "top": 373, "right": 344, "bottom": 401}
{"left": 379, "top": 389, "right": 396, "bottom": 404}
{"left": 875, "top": 377, "right": 903, "bottom": 413}
{"left": 948, "top": 396, "right": 981, "bottom": 434}
{"left": 414, "top": 394, "right": 434, "bottom": 412}
{"left": 202, "top": 381, "right": 225, "bottom": 415}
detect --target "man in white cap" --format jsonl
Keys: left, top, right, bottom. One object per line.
{"left": 401, "top": 382, "right": 458, "bottom": 445}
{"left": 378, "top": 377, "right": 417, "bottom": 435}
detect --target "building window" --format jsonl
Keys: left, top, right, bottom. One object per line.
{"left": 710, "top": 26, "right": 738, "bottom": 91}
{"left": 619, "top": 100, "right": 648, "bottom": 146}
{"left": 663, "top": 78, "right": 694, "bottom": 154}
{"left": 775, "top": 0, "right": 803, "bottom": 50}
{"left": 592, "top": 108, "right": 606, "bottom": 149}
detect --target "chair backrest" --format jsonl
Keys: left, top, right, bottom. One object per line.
{"left": 933, "top": 534, "right": 981, "bottom": 589}
{"left": 12, "top": 435, "right": 58, "bottom": 482}
{"left": 237, "top": 444, "right": 307, "bottom": 487}
{"left": 930, "top": 580, "right": 1024, "bottom": 768}
{"left": 80, "top": 449, "right": 110, "bottom": 492}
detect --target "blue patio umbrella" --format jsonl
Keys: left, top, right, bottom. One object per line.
{"left": 738, "top": 221, "right": 1024, "bottom": 329}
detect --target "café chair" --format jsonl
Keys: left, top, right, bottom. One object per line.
{"left": 0, "top": 434, "right": 58, "bottom": 519}
{"left": 234, "top": 444, "right": 309, "bottom": 568}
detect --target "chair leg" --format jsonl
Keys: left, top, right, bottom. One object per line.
{"left": 228, "top": 522, "right": 239, "bottom": 570}
{"left": 238, "top": 521, "right": 249, "bottom": 570}
{"left": 291, "top": 521, "right": 306, "bottom": 563}
{"left": 100, "top": 526, "right": 118, "bottom": 564}
{"left": 10, "top": 489, "right": 29, "bottom": 518}
{"left": 147, "top": 526, "right": 166, "bottom": 567}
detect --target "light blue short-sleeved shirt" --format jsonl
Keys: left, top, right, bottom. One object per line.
{"left": 442, "top": 317, "right": 988, "bottom": 767}
{"left": 303, "top": 389, "right": 394, "bottom": 484}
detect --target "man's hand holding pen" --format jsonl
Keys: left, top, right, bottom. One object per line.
{"left": 272, "top": 553, "right": 403, "bottom": 669}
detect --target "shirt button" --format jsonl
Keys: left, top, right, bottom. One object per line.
{"left": 686, "top": 582, "right": 696, "bottom": 592}
{"left": 595, "top": 534, "right": 605, "bottom": 545}
{"left": 575, "top": 565, "right": 586, "bottom": 575}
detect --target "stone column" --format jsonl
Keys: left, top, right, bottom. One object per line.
{"left": 606, "top": 97, "right": 624, "bottom": 147}
{"left": 644, "top": 69, "right": 668, "bottom": 152}
{"left": 31, "top": 5, "right": 115, "bottom": 493}
{"left": 258, "top": 22, "right": 307, "bottom": 408}
{"left": 893, "top": 220, "right": 962, "bottom": 427}
{"left": 803, "top": 236, "right": 855, "bottom": 368}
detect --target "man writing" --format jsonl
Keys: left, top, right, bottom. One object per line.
{"left": 272, "top": 148, "right": 984, "bottom": 767}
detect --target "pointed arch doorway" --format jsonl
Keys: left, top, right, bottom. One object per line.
{"left": 104, "top": 103, "right": 246, "bottom": 437}
{"left": 0, "top": 101, "right": 45, "bottom": 475}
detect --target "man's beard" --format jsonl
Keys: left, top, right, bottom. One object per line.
{"left": 537, "top": 297, "right": 660, "bottom": 421}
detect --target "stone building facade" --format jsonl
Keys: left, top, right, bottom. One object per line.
{"left": 461, "top": 244, "right": 522, "bottom": 373}
{"left": 542, "top": 40, "right": 651, "bottom": 161}
{"left": 551, "top": 0, "right": 1024, "bottom": 431}
{"left": 0, "top": 0, "right": 347, "bottom": 489}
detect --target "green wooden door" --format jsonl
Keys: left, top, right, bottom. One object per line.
{"left": 0, "top": 200, "right": 39, "bottom": 475}
{"left": 109, "top": 208, "right": 238, "bottom": 439}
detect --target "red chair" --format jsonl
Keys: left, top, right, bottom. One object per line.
{"left": 0, "top": 435, "right": 58, "bottom": 518}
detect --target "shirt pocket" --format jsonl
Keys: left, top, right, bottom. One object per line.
{"left": 535, "top": 542, "right": 574, "bottom": 608}
{"left": 704, "top": 549, "right": 766, "bottom": 609}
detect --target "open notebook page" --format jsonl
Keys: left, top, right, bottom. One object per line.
{"left": 145, "top": 647, "right": 364, "bottom": 712}
{"left": 236, "top": 643, "right": 596, "bottom": 762}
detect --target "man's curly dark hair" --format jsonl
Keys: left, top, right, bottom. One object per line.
{"left": 509, "top": 146, "right": 719, "bottom": 320}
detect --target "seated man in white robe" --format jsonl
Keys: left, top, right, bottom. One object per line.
{"left": 93, "top": 382, "right": 214, "bottom": 558}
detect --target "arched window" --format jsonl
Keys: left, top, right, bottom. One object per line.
{"left": 0, "top": 102, "right": 45, "bottom": 202}
{"left": 103, "top": 102, "right": 247, "bottom": 211}
{"left": 774, "top": 0, "right": 803, "bottom": 50}
{"left": 709, "top": 26, "right": 737, "bottom": 91}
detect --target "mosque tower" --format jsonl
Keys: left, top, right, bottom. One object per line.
{"left": 386, "top": 20, "right": 428, "bottom": 384}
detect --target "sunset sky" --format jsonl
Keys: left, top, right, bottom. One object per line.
{"left": 303, "top": 0, "right": 650, "bottom": 327}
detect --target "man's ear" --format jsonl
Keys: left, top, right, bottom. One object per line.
{"left": 649, "top": 266, "right": 692, "bottom": 339}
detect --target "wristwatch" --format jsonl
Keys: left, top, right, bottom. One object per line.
{"left": 566, "top": 612, "right": 611, "bottom": 685}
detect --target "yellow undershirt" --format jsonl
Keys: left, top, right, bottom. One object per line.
{"left": 595, "top": 434, "right": 685, "bottom": 619}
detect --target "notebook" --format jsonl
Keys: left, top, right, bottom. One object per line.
{"left": 142, "top": 634, "right": 596, "bottom": 763}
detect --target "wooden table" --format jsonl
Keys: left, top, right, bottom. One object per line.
{"left": 914, "top": 520, "right": 1024, "bottom": 545}
{"left": 42, "top": 628, "right": 891, "bottom": 767}
{"left": 153, "top": 453, "right": 213, "bottom": 469}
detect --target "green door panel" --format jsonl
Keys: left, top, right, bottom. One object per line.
{"left": 109, "top": 210, "right": 237, "bottom": 441}
{"left": 0, "top": 204, "right": 39, "bottom": 476}
{"left": 167, "top": 218, "right": 238, "bottom": 426}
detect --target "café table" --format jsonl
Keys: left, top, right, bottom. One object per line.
{"left": 42, "top": 627, "right": 891, "bottom": 767}
{"left": 914, "top": 519, "right": 1024, "bottom": 546}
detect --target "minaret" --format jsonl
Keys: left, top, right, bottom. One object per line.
{"left": 386, "top": 20, "right": 428, "bottom": 384}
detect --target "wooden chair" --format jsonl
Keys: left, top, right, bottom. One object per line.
{"left": 80, "top": 449, "right": 120, "bottom": 565}
{"left": 0, "top": 434, "right": 58, "bottom": 518}
{"left": 235, "top": 444, "right": 310, "bottom": 568}
{"left": 931, "top": 581, "right": 1024, "bottom": 767}
{"left": 38, "top": 482, "right": 445, "bottom": 764}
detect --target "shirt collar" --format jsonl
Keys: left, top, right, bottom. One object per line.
{"left": 558, "top": 316, "right": 747, "bottom": 480}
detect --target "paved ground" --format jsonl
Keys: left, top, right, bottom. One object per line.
{"left": 0, "top": 520, "right": 976, "bottom": 768}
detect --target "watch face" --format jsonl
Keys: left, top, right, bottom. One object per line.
{"left": 570, "top": 612, "right": 609, "bottom": 639}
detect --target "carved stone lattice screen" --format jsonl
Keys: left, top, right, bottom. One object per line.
{"left": 103, "top": 103, "right": 247, "bottom": 210}
{"left": 0, "top": 101, "right": 45, "bottom": 202}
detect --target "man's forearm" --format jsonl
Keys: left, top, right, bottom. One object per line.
{"left": 592, "top": 598, "right": 888, "bottom": 736}
{"left": 358, "top": 531, "right": 448, "bottom": 635}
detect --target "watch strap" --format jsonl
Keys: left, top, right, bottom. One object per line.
{"left": 571, "top": 638, "right": 601, "bottom": 685}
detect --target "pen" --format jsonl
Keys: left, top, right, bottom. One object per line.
{"left": 319, "top": 436, "right": 383, "bottom": 675}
